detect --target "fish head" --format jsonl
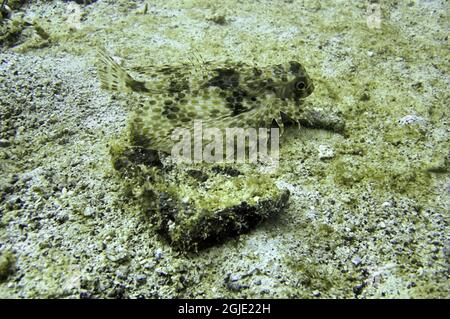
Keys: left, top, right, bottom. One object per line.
{"left": 272, "top": 61, "right": 314, "bottom": 100}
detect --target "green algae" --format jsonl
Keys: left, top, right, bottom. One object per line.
{"left": 330, "top": 154, "right": 432, "bottom": 196}
{"left": 284, "top": 257, "right": 339, "bottom": 296}
{"left": 0, "top": 249, "right": 16, "bottom": 282}
{"left": 0, "top": 15, "right": 25, "bottom": 47}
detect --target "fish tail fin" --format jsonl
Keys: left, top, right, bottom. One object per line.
{"left": 96, "top": 48, "right": 137, "bottom": 92}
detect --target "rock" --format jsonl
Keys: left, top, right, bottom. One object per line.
{"left": 65, "top": 0, "right": 98, "bottom": 5}
{"left": 318, "top": 144, "right": 335, "bottom": 160}
{"left": 0, "top": 249, "right": 16, "bottom": 282}
{"left": 224, "top": 274, "right": 249, "bottom": 292}
{"left": 211, "top": 165, "right": 242, "bottom": 177}
{"left": 381, "top": 201, "right": 392, "bottom": 208}
{"left": 207, "top": 14, "right": 227, "bottom": 25}
{"left": 353, "top": 283, "right": 366, "bottom": 295}
{"left": 407, "top": 282, "right": 417, "bottom": 289}
{"left": 352, "top": 256, "right": 362, "bottom": 266}
{"left": 297, "top": 109, "right": 345, "bottom": 134}
{"left": 106, "top": 247, "right": 129, "bottom": 263}
{"left": 226, "top": 281, "right": 249, "bottom": 292}
{"left": 398, "top": 115, "right": 427, "bottom": 127}
{"left": 135, "top": 274, "right": 147, "bottom": 285}
{"left": 155, "top": 268, "right": 168, "bottom": 276}
{"left": 230, "top": 274, "right": 241, "bottom": 282}
{"left": 187, "top": 169, "right": 208, "bottom": 182}
{"left": 154, "top": 248, "right": 163, "bottom": 261}
{"left": 83, "top": 206, "right": 95, "bottom": 217}
{"left": 113, "top": 146, "right": 289, "bottom": 251}
{"left": 156, "top": 187, "right": 289, "bottom": 251}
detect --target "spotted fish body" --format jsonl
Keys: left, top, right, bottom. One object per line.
{"left": 97, "top": 49, "right": 314, "bottom": 152}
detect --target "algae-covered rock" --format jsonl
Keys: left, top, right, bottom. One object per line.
{"left": 6, "top": 1, "right": 26, "bottom": 10}
{"left": 0, "top": 249, "right": 16, "bottom": 282}
{"left": 111, "top": 141, "right": 289, "bottom": 251}
{"left": 0, "top": 16, "right": 26, "bottom": 48}
{"left": 154, "top": 181, "right": 289, "bottom": 251}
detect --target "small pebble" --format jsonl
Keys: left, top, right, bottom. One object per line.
{"left": 352, "top": 256, "right": 362, "bottom": 266}
{"left": 135, "top": 274, "right": 147, "bottom": 285}
{"left": 154, "top": 248, "right": 163, "bottom": 261}
{"left": 318, "top": 144, "right": 335, "bottom": 160}
{"left": 381, "top": 201, "right": 392, "bottom": 208}
{"left": 83, "top": 206, "right": 95, "bottom": 217}
{"left": 155, "top": 268, "right": 168, "bottom": 276}
{"left": 398, "top": 115, "right": 426, "bottom": 126}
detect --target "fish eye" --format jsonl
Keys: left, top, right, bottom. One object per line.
{"left": 296, "top": 81, "right": 306, "bottom": 90}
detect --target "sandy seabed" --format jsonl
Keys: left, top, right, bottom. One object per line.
{"left": 0, "top": 0, "right": 448, "bottom": 298}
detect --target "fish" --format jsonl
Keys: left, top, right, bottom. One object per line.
{"left": 96, "top": 48, "right": 314, "bottom": 153}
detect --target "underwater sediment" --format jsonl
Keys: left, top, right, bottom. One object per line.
{"left": 0, "top": 0, "right": 448, "bottom": 298}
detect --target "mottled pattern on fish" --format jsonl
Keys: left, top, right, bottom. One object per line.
{"left": 96, "top": 49, "right": 314, "bottom": 152}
